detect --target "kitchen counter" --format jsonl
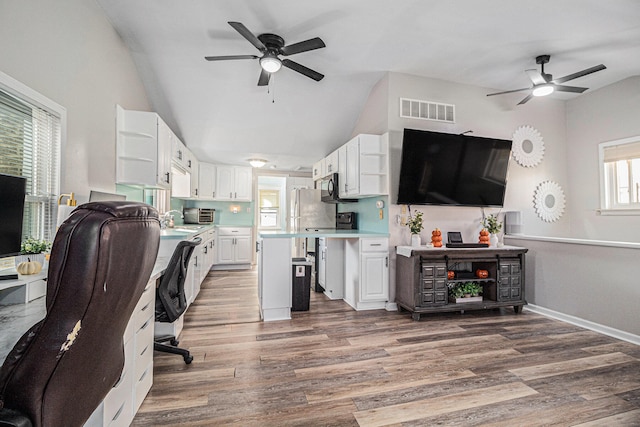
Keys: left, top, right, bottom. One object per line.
{"left": 259, "top": 230, "right": 389, "bottom": 238}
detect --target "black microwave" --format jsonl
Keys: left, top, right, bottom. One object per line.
{"left": 320, "top": 173, "right": 356, "bottom": 203}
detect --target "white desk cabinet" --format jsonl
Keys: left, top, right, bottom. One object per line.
{"left": 215, "top": 227, "right": 252, "bottom": 268}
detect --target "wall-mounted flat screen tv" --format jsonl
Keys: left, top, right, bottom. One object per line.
{"left": 397, "top": 129, "right": 512, "bottom": 207}
{"left": 0, "top": 173, "right": 27, "bottom": 258}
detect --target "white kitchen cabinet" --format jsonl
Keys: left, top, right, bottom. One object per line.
{"left": 215, "top": 166, "right": 253, "bottom": 201}
{"left": 344, "top": 237, "right": 389, "bottom": 311}
{"left": 312, "top": 158, "right": 326, "bottom": 181}
{"left": 116, "top": 105, "right": 172, "bottom": 189}
{"left": 215, "top": 227, "right": 252, "bottom": 268}
{"left": 199, "top": 162, "right": 216, "bottom": 200}
{"left": 341, "top": 134, "right": 389, "bottom": 198}
{"left": 318, "top": 237, "right": 344, "bottom": 300}
{"left": 172, "top": 134, "right": 188, "bottom": 170}
{"left": 325, "top": 149, "right": 339, "bottom": 175}
{"left": 257, "top": 237, "right": 292, "bottom": 321}
{"left": 338, "top": 144, "right": 348, "bottom": 196}
{"left": 188, "top": 154, "right": 199, "bottom": 198}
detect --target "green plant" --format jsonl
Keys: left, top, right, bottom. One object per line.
{"left": 450, "top": 281, "right": 482, "bottom": 298}
{"left": 20, "top": 237, "right": 51, "bottom": 255}
{"left": 482, "top": 214, "right": 502, "bottom": 234}
{"left": 407, "top": 211, "right": 424, "bottom": 235}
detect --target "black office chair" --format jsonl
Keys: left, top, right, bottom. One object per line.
{"left": 154, "top": 237, "right": 201, "bottom": 364}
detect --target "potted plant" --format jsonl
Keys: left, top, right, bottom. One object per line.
{"left": 16, "top": 237, "right": 51, "bottom": 268}
{"left": 407, "top": 211, "right": 424, "bottom": 246}
{"left": 482, "top": 214, "right": 502, "bottom": 247}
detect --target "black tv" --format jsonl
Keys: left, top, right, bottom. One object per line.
{"left": 397, "top": 129, "right": 512, "bottom": 207}
{"left": 0, "top": 173, "right": 27, "bottom": 259}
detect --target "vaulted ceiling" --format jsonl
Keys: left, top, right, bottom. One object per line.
{"left": 96, "top": 0, "right": 640, "bottom": 171}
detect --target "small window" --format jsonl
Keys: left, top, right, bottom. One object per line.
{"left": 599, "top": 136, "right": 640, "bottom": 213}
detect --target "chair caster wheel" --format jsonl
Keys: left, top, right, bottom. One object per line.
{"left": 184, "top": 355, "right": 193, "bottom": 364}
{"left": 170, "top": 338, "right": 179, "bottom": 346}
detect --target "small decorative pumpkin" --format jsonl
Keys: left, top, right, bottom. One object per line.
{"left": 475, "top": 269, "right": 489, "bottom": 279}
{"left": 447, "top": 270, "right": 455, "bottom": 280}
{"left": 478, "top": 228, "right": 490, "bottom": 244}
{"left": 431, "top": 228, "right": 443, "bottom": 247}
{"left": 16, "top": 258, "right": 43, "bottom": 275}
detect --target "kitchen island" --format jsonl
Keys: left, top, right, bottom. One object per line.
{"left": 258, "top": 230, "right": 390, "bottom": 321}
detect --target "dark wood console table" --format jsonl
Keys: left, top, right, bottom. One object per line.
{"left": 396, "top": 245, "right": 528, "bottom": 321}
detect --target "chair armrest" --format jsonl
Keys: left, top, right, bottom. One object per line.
{"left": 0, "top": 408, "right": 32, "bottom": 427}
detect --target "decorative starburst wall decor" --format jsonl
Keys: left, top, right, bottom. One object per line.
{"left": 533, "top": 181, "right": 565, "bottom": 222}
{"left": 512, "top": 125, "right": 545, "bottom": 167}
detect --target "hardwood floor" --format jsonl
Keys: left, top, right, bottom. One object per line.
{"left": 133, "top": 269, "right": 640, "bottom": 426}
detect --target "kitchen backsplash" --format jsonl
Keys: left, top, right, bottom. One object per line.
{"left": 339, "top": 196, "right": 388, "bottom": 233}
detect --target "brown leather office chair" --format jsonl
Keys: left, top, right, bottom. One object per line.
{"left": 0, "top": 201, "right": 160, "bottom": 427}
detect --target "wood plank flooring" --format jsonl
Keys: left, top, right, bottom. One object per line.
{"left": 133, "top": 269, "right": 640, "bottom": 426}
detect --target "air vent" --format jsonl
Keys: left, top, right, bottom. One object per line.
{"left": 400, "top": 98, "right": 455, "bottom": 123}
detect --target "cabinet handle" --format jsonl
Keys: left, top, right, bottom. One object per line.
{"left": 178, "top": 150, "right": 182, "bottom": 160}
{"left": 188, "top": 159, "right": 192, "bottom": 168}
{"left": 370, "top": 243, "right": 382, "bottom": 246}
{"left": 195, "top": 188, "right": 198, "bottom": 196}
{"left": 213, "top": 191, "right": 215, "bottom": 198}
{"left": 165, "top": 172, "right": 170, "bottom": 183}
{"left": 194, "top": 255, "right": 198, "bottom": 266}
{"left": 229, "top": 192, "right": 232, "bottom": 198}
{"left": 234, "top": 192, "right": 237, "bottom": 198}
{"left": 204, "top": 246, "right": 208, "bottom": 254}
{"left": 385, "top": 256, "right": 388, "bottom": 267}
{"left": 256, "top": 242, "right": 260, "bottom": 252}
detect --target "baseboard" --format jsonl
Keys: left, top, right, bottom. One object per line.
{"left": 525, "top": 304, "right": 640, "bottom": 346}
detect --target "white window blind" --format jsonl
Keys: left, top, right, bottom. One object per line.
{"left": 0, "top": 89, "right": 61, "bottom": 242}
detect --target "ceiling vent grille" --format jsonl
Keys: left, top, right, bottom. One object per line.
{"left": 400, "top": 98, "right": 455, "bottom": 123}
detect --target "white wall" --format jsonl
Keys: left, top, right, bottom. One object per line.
{"left": 0, "top": 0, "right": 150, "bottom": 199}
{"left": 565, "top": 76, "right": 640, "bottom": 243}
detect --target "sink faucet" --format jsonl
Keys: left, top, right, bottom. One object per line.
{"left": 161, "top": 210, "right": 183, "bottom": 229}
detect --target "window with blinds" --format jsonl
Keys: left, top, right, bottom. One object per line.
{"left": 0, "top": 89, "right": 61, "bottom": 243}
{"left": 599, "top": 136, "right": 640, "bottom": 211}
{"left": 258, "top": 189, "right": 280, "bottom": 228}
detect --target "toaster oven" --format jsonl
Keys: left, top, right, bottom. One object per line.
{"left": 183, "top": 208, "right": 215, "bottom": 224}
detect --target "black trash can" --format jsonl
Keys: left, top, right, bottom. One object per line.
{"left": 292, "top": 258, "right": 312, "bottom": 311}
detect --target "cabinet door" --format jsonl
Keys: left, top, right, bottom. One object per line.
{"left": 317, "top": 239, "right": 326, "bottom": 287}
{"left": 326, "top": 150, "right": 339, "bottom": 175}
{"left": 156, "top": 118, "right": 172, "bottom": 188}
{"left": 345, "top": 137, "right": 359, "bottom": 196}
{"left": 338, "top": 144, "right": 348, "bottom": 197}
{"left": 172, "top": 135, "right": 186, "bottom": 168}
{"left": 215, "top": 166, "right": 235, "bottom": 200}
{"left": 199, "top": 163, "right": 216, "bottom": 200}
{"left": 234, "top": 236, "right": 252, "bottom": 263}
{"left": 217, "top": 236, "right": 235, "bottom": 263}
{"left": 360, "top": 252, "right": 389, "bottom": 301}
{"left": 234, "top": 167, "right": 253, "bottom": 201}
{"left": 189, "top": 155, "right": 199, "bottom": 198}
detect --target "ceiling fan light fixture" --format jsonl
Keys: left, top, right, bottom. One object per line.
{"left": 260, "top": 55, "right": 281, "bottom": 73}
{"left": 532, "top": 84, "right": 554, "bottom": 97}
{"left": 248, "top": 158, "right": 267, "bottom": 168}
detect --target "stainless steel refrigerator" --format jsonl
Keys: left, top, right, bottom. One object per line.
{"left": 290, "top": 188, "right": 336, "bottom": 257}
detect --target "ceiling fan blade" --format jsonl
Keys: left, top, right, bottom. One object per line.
{"left": 257, "top": 69, "right": 271, "bottom": 86}
{"left": 486, "top": 87, "right": 531, "bottom": 97}
{"left": 553, "top": 85, "right": 588, "bottom": 93}
{"left": 280, "top": 37, "right": 326, "bottom": 56}
{"left": 282, "top": 59, "right": 324, "bottom": 81}
{"left": 552, "top": 64, "right": 606, "bottom": 84}
{"left": 228, "top": 21, "right": 266, "bottom": 52}
{"left": 205, "top": 55, "right": 258, "bottom": 61}
{"left": 517, "top": 94, "right": 534, "bottom": 105}
{"left": 525, "top": 69, "right": 547, "bottom": 85}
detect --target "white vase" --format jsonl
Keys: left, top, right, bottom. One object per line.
{"left": 411, "top": 234, "right": 421, "bottom": 247}
{"left": 490, "top": 233, "right": 499, "bottom": 247}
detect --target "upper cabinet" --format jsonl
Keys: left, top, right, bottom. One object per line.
{"left": 312, "top": 158, "right": 326, "bottom": 181}
{"left": 341, "top": 134, "right": 389, "bottom": 198}
{"left": 325, "top": 149, "right": 339, "bottom": 175}
{"left": 116, "top": 105, "right": 172, "bottom": 189}
{"left": 215, "top": 166, "right": 253, "bottom": 201}
{"left": 198, "top": 162, "right": 216, "bottom": 200}
{"left": 172, "top": 135, "right": 188, "bottom": 170}
{"left": 187, "top": 153, "right": 199, "bottom": 198}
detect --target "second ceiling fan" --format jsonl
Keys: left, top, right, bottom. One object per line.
{"left": 205, "top": 21, "right": 326, "bottom": 86}
{"left": 487, "top": 55, "right": 606, "bottom": 105}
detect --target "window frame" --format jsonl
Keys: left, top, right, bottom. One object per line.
{"left": 598, "top": 135, "right": 640, "bottom": 215}
{"left": 0, "top": 70, "right": 66, "bottom": 240}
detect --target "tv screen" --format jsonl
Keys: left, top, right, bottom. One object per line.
{"left": 397, "top": 129, "right": 512, "bottom": 207}
{"left": 0, "top": 174, "right": 27, "bottom": 258}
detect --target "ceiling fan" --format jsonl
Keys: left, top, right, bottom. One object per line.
{"left": 205, "top": 21, "right": 326, "bottom": 86}
{"left": 487, "top": 55, "right": 606, "bottom": 105}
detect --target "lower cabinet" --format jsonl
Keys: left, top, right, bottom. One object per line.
{"left": 214, "top": 227, "right": 252, "bottom": 268}
{"left": 344, "top": 237, "right": 389, "bottom": 310}
{"left": 318, "top": 237, "right": 345, "bottom": 300}
{"left": 84, "top": 277, "right": 156, "bottom": 427}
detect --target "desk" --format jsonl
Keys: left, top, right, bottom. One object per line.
{"left": 0, "top": 269, "right": 47, "bottom": 305}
